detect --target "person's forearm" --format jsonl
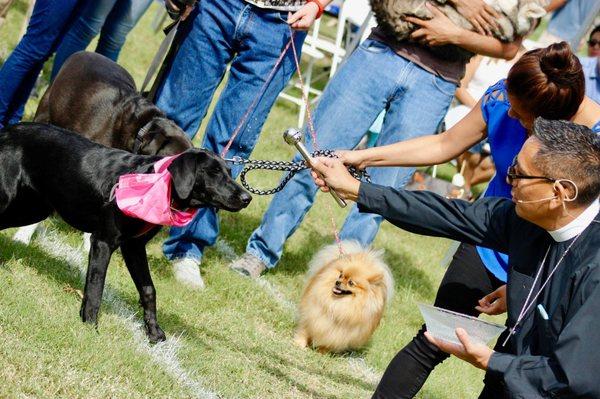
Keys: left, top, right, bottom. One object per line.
{"left": 347, "top": 103, "right": 487, "bottom": 168}
{"left": 313, "top": 0, "right": 334, "bottom": 7}
{"left": 353, "top": 131, "right": 474, "bottom": 167}
{"left": 455, "top": 88, "right": 477, "bottom": 108}
{"left": 452, "top": 31, "right": 521, "bottom": 60}
{"left": 545, "top": 0, "right": 567, "bottom": 12}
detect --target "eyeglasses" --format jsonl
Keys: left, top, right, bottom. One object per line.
{"left": 588, "top": 39, "right": 600, "bottom": 48}
{"left": 506, "top": 156, "right": 556, "bottom": 185}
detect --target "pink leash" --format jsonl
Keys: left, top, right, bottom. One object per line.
{"left": 221, "top": 27, "right": 345, "bottom": 256}
{"left": 220, "top": 38, "right": 294, "bottom": 158}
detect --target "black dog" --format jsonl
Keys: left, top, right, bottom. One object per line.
{"left": 0, "top": 123, "right": 251, "bottom": 342}
{"left": 35, "top": 51, "right": 192, "bottom": 156}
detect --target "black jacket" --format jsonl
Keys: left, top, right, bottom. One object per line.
{"left": 358, "top": 183, "right": 600, "bottom": 398}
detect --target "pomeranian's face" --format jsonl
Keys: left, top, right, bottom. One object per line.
{"left": 297, "top": 245, "right": 393, "bottom": 352}
{"left": 324, "top": 257, "right": 385, "bottom": 300}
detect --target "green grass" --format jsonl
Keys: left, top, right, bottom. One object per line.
{"left": 0, "top": 3, "right": 502, "bottom": 398}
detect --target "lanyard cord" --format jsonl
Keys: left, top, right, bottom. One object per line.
{"left": 501, "top": 233, "right": 582, "bottom": 347}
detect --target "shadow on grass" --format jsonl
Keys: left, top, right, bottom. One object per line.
{"left": 0, "top": 235, "right": 85, "bottom": 306}
{"left": 382, "top": 249, "right": 435, "bottom": 299}
{"left": 219, "top": 210, "right": 434, "bottom": 298}
{"left": 161, "top": 313, "right": 376, "bottom": 399}
{"left": 0, "top": 234, "right": 373, "bottom": 398}
{"left": 218, "top": 211, "right": 263, "bottom": 255}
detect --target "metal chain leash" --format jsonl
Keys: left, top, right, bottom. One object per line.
{"left": 228, "top": 150, "right": 371, "bottom": 196}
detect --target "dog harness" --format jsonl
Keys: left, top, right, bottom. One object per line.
{"left": 113, "top": 155, "right": 198, "bottom": 226}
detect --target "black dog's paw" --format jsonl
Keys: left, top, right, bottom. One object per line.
{"left": 79, "top": 300, "right": 99, "bottom": 325}
{"left": 146, "top": 323, "right": 166, "bottom": 344}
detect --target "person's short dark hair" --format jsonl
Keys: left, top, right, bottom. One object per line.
{"left": 589, "top": 25, "right": 600, "bottom": 41}
{"left": 507, "top": 42, "right": 584, "bottom": 121}
{"left": 532, "top": 118, "right": 600, "bottom": 206}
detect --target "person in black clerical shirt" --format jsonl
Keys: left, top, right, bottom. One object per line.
{"left": 310, "top": 117, "right": 600, "bottom": 398}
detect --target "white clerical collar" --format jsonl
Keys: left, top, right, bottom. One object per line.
{"left": 548, "top": 199, "right": 600, "bottom": 242}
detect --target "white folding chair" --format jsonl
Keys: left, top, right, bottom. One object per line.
{"left": 330, "top": 0, "right": 375, "bottom": 77}
{"left": 277, "top": 44, "right": 326, "bottom": 127}
{"left": 278, "top": 0, "right": 375, "bottom": 127}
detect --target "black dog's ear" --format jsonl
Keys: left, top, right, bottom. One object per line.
{"left": 168, "top": 152, "right": 198, "bottom": 200}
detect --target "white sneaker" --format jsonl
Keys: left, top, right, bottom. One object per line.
{"left": 172, "top": 258, "right": 205, "bottom": 290}
{"left": 13, "top": 223, "right": 41, "bottom": 245}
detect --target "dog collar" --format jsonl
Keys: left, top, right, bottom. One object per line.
{"left": 133, "top": 120, "right": 154, "bottom": 154}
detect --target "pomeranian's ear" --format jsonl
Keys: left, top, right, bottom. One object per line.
{"left": 367, "top": 273, "right": 384, "bottom": 285}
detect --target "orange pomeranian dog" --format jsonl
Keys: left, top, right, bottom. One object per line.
{"left": 294, "top": 240, "right": 394, "bottom": 353}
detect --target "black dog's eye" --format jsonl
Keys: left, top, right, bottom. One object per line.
{"left": 339, "top": 273, "right": 343, "bottom": 279}
{"left": 348, "top": 280, "right": 354, "bottom": 287}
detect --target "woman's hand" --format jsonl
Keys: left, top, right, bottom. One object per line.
{"left": 310, "top": 157, "right": 361, "bottom": 201}
{"left": 475, "top": 285, "right": 507, "bottom": 315}
{"left": 335, "top": 150, "right": 369, "bottom": 170}
{"left": 405, "top": 3, "right": 464, "bottom": 46}
{"left": 450, "top": 0, "right": 500, "bottom": 35}
{"left": 288, "top": 2, "right": 320, "bottom": 30}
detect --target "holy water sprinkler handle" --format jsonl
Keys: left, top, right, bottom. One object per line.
{"left": 283, "top": 128, "right": 347, "bottom": 208}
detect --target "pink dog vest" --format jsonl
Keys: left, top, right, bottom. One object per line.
{"left": 114, "top": 155, "right": 198, "bottom": 226}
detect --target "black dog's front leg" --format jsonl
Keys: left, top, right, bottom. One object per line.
{"left": 120, "top": 239, "right": 166, "bottom": 343}
{"left": 80, "top": 236, "right": 117, "bottom": 326}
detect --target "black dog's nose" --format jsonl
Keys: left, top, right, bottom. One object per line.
{"left": 240, "top": 192, "right": 252, "bottom": 205}
{"left": 335, "top": 280, "right": 341, "bottom": 287}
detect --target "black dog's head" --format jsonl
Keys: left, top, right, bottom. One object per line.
{"left": 167, "top": 149, "right": 252, "bottom": 211}
{"left": 137, "top": 118, "right": 193, "bottom": 156}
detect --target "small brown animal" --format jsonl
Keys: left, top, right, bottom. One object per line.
{"left": 371, "top": 0, "right": 547, "bottom": 59}
{"left": 294, "top": 241, "right": 394, "bottom": 353}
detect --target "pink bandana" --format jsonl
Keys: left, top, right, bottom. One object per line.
{"left": 114, "top": 155, "right": 198, "bottom": 226}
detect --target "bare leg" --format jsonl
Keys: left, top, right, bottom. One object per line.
{"left": 459, "top": 152, "right": 480, "bottom": 193}
{"left": 469, "top": 155, "right": 495, "bottom": 187}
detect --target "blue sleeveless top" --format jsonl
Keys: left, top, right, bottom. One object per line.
{"left": 477, "top": 80, "right": 600, "bottom": 282}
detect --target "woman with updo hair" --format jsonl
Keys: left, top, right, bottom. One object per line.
{"left": 505, "top": 42, "right": 587, "bottom": 125}
{"left": 338, "top": 41, "right": 600, "bottom": 398}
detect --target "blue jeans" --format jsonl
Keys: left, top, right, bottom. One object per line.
{"left": 156, "top": 0, "right": 307, "bottom": 262}
{"left": 51, "top": 0, "right": 153, "bottom": 78}
{"left": 547, "top": 0, "right": 600, "bottom": 50}
{"left": 0, "top": 0, "right": 82, "bottom": 128}
{"left": 247, "top": 39, "right": 457, "bottom": 268}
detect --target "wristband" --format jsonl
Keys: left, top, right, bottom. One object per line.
{"left": 307, "top": 0, "right": 324, "bottom": 19}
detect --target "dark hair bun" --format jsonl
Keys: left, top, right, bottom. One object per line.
{"left": 507, "top": 41, "right": 585, "bottom": 121}
{"left": 539, "top": 42, "right": 582, "bottom": 86}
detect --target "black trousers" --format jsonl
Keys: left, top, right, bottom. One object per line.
{"left": 372, "top": 243, "right": 505, "bottom": 399}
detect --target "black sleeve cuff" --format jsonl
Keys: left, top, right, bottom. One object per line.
{"left": 357, "top": 182, "right": 388, "bottom": 214}
{"left": 487, "top": 352, "right": 514, "bottom": 379}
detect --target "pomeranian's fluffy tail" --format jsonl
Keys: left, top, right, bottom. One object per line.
{"left": 307, "top": 240, "right": 394, "bottom": 302}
